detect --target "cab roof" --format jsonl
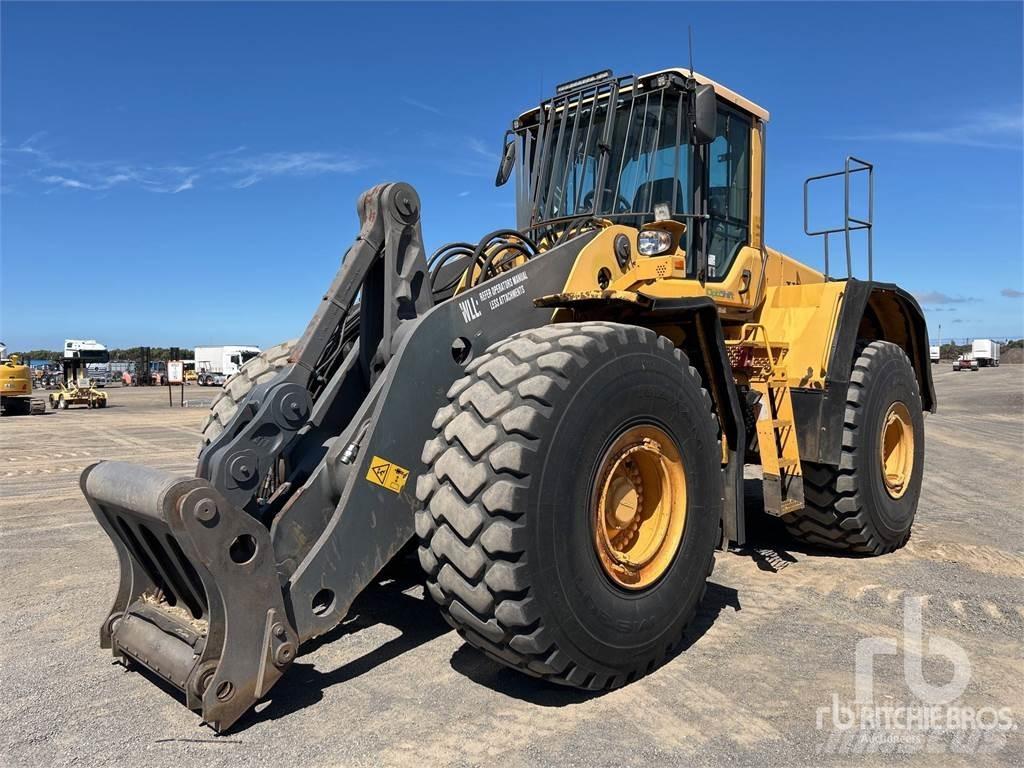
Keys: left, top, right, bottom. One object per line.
{"left": 516, "top": 68, "right": 769, "bottom": 124}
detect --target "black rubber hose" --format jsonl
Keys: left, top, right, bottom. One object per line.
{"left": 428, "top": 241, "right": 476, "bottom": 270}
{"left": 469, "top": 229, "right": 538, "bottom": 286}
{"left": 429, "top": 245, "right": 476, "bottom": 292}
{"left": 478, "top": 241, "right": 535, "bottom": 284}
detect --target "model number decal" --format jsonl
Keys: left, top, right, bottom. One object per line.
{"left": 458, "top": 273, "right": 529, "bottom": 323}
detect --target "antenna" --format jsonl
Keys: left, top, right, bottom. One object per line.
{"left": 688, "top": 26, "right": 695, "bottom": 77}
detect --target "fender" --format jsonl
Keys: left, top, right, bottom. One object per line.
{"left": 532, "top": 291, "right": 748, "bottom": 548}
{"left": 792, "top": 279, "right": 936, "bottom": 467}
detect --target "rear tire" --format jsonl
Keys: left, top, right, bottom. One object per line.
{"left": 416, "top": 322, "right": 721, "bottom": 690}
{"left": 782, "top": 341, "right": 924, "bottom": 555}
{"left": 198, "top": 341, "right": 295, "bottom": 454}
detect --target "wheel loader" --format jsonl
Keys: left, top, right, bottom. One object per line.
{"left": 80, "top": 68, "right": 934, "bottom": 731}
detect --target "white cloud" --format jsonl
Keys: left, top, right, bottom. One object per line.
{"left": 218, "top": 151, "right": 366, "bottom": 189}
{"left": 913, "top": 290, "right": 980, "bottom": 305}
{"left": 467, "top": 137, "right": 497, "bottom": 160}
{"left": 401, "top": 96, "right": 442, "bottom": 115}
{"left": 3, "top": 137, "right": 366, "bottom": 194}
{"left": 842, "top": 108, "right": 1023, "bottom": 150}
{"left": 43, "top": 175, "right": 92, "bottom": 190}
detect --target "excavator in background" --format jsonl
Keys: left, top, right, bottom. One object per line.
{"left": 0, "top": 343, "right": 47, "bottom": 416}
{"left": 80, "top": 67, "right": 932, "bottom": 731}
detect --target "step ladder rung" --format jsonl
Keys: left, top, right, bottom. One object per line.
{"left": 732, "top": 339, "right": 789, "bottom": 351}
{"left": 772, "top": 419, "right": 793, "bottom": 429}
{"left": 777, "top": 458, "right": 799, "bottom": 469}
{"left": 779, "top": 498, "right": 804, "bottom": 515}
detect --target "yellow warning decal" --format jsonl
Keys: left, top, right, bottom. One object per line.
{"left": 365, "top": 455, "right": 410, "bottom": 494}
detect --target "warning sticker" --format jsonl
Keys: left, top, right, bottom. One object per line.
{"left": 365, "top": 455, "right": 411, "bottom": 494}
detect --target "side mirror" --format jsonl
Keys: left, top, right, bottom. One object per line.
{"left": 691, "top": 84, "right": 717, "bottom": 145}
{"left": 495, "top": 136, "right": 516, "bottom": 187}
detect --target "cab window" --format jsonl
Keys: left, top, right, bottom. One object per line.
{"left": 707, "top": 106, "right": 751, "bottom": 280}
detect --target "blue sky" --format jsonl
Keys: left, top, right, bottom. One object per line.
{"left": 2, "top": 1, "right": 1022, "bottom": 350}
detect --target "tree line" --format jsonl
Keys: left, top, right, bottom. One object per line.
{"left": 17, "top": 347, "right": 195, "bottom": 362}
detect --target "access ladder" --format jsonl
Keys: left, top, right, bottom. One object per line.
{"left": 726, "top": 324, "right": 805, "bottom": 516}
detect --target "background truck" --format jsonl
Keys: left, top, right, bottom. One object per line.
{"left": 64, "top": 340, "right": 110, "bottom": 385}
{"left": 971, "top": 339, "right": 1000, "bottom": 367}
{"left": 85, "top": 363, "right": 111, "bottom": 387}
{"left": 930, "top": 345, "right": 940, "bottom": 363}
{"left": 194, "top": 345, "right": 261, "bottom": 385}
{"left": 52, "top": 339, "right": 109, "bottom": 409}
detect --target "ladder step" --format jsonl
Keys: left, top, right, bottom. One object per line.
{"left": 734, "top": 339, "right": 789, "bottom": 350}
{"left": 779, "top": 498, "right": 804, "bottom": 515}
{"left": 777, "top": 458, "right": 799, "bottom": 469}
{"left": 772, "top": 419, "right": 792, "bottom": 429}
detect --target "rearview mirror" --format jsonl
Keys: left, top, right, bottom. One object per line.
{"left": 691, "top": 84, "right": 716, "bottom": 145}
{"left": 495, "top": 136, "right": 516, "bottom": 187}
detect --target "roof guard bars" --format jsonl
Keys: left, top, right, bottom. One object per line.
{"left": 803, "top": 156, "right": 873, "bottom": 281}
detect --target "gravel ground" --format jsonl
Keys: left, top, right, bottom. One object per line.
{"left": 1, "top": 368, "right": 1021, "bottom": 767}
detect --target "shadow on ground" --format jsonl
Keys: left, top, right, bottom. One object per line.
{"left": 240, "top": 558, "right": 450, "bottom": 729}
{"left": 136, "top": 486, "right": 826, "bottom": 733}
{"left": 448, "top": 577, "right": 741, "bottom": 705}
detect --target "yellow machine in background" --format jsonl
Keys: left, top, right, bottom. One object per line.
{"left": 0, "top": 345, "right": 46, "bottom": 416}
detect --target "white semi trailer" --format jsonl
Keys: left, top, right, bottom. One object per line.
{"left": 930, "top": 345, "right": 940, "bottom": 364}
{"left": 194, "top": 345, "right": 261, "bottom": 385}
{"left": 971, "top": 339, "right": 1000, "bottom": 367}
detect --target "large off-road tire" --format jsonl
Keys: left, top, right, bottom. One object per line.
{"left": 783, "top": 341, "right": 924, "bottom": 555}
{"left": 198, "top": 341, "right": 295, "bottom": 453}
{"left": 416, "top": 322, "right": 721, "bottom": 690}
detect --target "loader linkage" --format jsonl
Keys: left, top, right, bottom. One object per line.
{"left": 81, "top": 181, "right": 601, "bottom": 730}
{"left": 82, "top": 183, "right": 437, "bottom": 731}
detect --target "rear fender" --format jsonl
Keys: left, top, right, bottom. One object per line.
{"left": 792, "top": 280, "right": 935, "bottom": 467}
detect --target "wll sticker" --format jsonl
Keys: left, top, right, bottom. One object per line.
{"left": 365, "top": 455, "right": 410, "bottom": 494}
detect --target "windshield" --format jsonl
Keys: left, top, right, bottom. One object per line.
{"left": 514, "top": 78, "right": 692, "bottom": 230}
{"left": 74, "top": 350, "right": 110, "bottom": 364}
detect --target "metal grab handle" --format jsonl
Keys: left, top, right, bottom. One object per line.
{"left": 803, "top": 156, "right": 873, "bottom": 281}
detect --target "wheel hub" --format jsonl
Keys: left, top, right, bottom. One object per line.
{"left": 880, "top": 401, "right": 914, "bottom": 499}
{"left": 594, "top": 425, "right": 687, "bottom": 590}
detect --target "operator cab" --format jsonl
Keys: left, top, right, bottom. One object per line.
{"left": 498, "top": 68, "right": 768, "bottom": 285}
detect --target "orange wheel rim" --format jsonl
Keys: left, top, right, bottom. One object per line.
{"left": 593, "top": 425, "right": 687, "bottom": 590}
{"left": 880, "top": 401, "right": 914, "bottom": 499}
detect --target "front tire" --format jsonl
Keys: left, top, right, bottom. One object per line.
{"left": 416, "top": 322, "right": 721, "bottom": 690}
{"left": 783, "top": 341, "right": 924, "bottom": 554}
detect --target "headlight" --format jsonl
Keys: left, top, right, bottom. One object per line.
{"left": 637, "top": 230, "right": 672, "bottom": 256}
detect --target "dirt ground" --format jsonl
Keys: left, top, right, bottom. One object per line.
{"left": 1, "top": 368, "right": 1021, "bottom": 767}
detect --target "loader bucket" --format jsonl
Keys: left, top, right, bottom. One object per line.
{"left": 81, "top": 461, "right": 299, "bottom": 732}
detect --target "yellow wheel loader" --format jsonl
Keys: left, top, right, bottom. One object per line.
{"left": 81, "top": 68, "right": 933, "bottom": 731}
